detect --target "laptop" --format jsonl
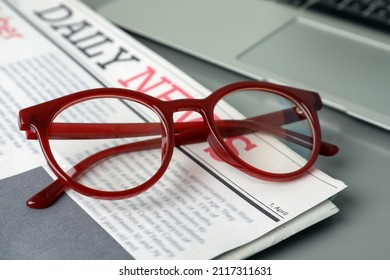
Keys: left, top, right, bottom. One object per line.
{"left": 95, "top": 0, "right": 390, "bottom": 131}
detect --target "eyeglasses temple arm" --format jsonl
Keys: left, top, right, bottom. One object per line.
{"left": 247, "top": 113, "right": 339, "bottom": 156}
{"left": 40, "top": 107, "right": 337, "bottom": 155}
{"left": 46, "top": 123, "right": 162, "bottom": 139}
{"left": 174, "top": 108, "right": 338, "bottom": 156}
{"left": 214, "top": 119, "right": 338, "bottom": 156}
{"left": 23, "top": 107, "right": 303, "bottom": 139}
{"left": 26, "top": 138, "right": 162, "bottom": 209}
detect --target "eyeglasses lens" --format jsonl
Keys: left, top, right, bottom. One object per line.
{"left": 48, "top": 97, "right": 164, "bottom": 192}
{"left": 213, "top": 89, "right": 314, "bottom": 174}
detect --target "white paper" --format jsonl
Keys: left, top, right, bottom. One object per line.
{"left": 0, "top": 0, "right": 347, "bottom": 259}
{"left": 217, "top": 199, "right": 339, "bottom": 259}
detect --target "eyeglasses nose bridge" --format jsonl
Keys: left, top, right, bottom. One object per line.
{"left": 169, "top": 98, "right": 214, "bottom": 129}
{"left": 170, "top": 98, "right": 221, "bottom": 148}
{"left": 169, "top": 98, "right": 210, "bottom": 114}
{"left": 173, "top": 100, "right": 238, "bottom": 167}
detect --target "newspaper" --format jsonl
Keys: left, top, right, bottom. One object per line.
{"left": 0, "top": 0, "right": 347, "bottom": 259}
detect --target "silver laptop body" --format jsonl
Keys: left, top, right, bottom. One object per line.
{"left": 97, "top": 0, "right": 390, "bottom": 130}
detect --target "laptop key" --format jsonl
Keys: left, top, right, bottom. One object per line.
{"left": 277, "top": 0, "right": 311, "bottom": 7}
{"left": 308, "top": 0, "right": 390, "bottom": 33}
{"left": 368, "top": 7, "right": 390, "bottom": 25}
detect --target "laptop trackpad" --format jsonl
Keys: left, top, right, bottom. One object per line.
{"left": 238, "top": 19, "right": 390, "bottom": 116}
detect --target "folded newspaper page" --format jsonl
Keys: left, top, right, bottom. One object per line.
{"left": 0, "top": 0, "right": 347, "bottom": 259}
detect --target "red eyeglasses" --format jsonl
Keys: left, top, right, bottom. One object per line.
{"left": 19, "top": 81, "right": 338, "bottom": 209}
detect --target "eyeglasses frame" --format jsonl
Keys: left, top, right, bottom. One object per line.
{"left": 19, "top": 81, "right": 338, "bottom": 208}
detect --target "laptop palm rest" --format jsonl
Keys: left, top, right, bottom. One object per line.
{"left": 238, "top": 19, "right": 390, "bottom": 124}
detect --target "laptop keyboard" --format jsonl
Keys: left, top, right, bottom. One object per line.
{"left": 278, "top": 0, "right": 390, "bottom": 33}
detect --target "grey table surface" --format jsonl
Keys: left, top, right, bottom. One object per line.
{"left": 133, "top": 34, "right": 390, "bottom": 260}
{"left": 1, "top": 1, "right": 389, "bottom": 259}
